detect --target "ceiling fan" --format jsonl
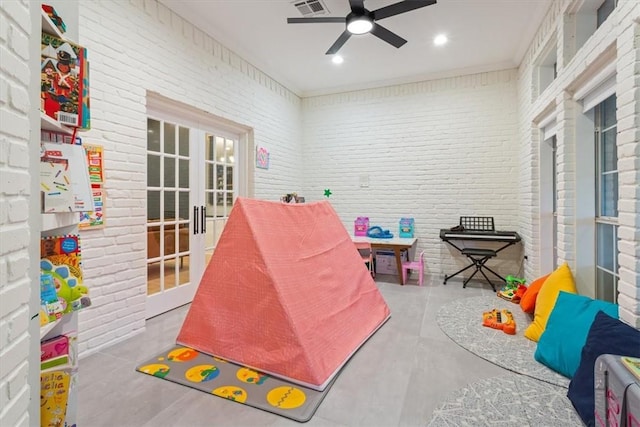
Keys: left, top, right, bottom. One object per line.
{"left": 287, "top": 0, "right": 437, "bottom": 55}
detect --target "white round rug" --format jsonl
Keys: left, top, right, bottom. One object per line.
{"left": 426, "top": 372, "right": 582, "bottom": 426}
{"left": 436, "top": 295, "right": 569, "bottom": 388}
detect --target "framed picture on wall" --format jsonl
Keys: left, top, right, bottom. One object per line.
{"left": 256, "top": 146, "right": 269, "bottom": 170}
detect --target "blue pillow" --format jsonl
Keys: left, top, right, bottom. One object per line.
{"left": 534, "top": 292, "right": 618, "bottom": 378}
{"left": 567, "top": 311, "right": 640, "bottom": 427}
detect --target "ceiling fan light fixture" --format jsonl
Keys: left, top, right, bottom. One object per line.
{"left": 331, "top": 55, "right": 344, "bottom": 64}
{"left": 346, "top": 15, "right": 373, "bottom": 34}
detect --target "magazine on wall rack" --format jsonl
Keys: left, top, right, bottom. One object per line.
{"left": 40, "top": 234, "right": 91, "bottom": 316}
{"left": 41, "top": 142, "right": 94, "bottom": 212}
{"left": 41, "top": 32, "right": 87, "bottom": 128}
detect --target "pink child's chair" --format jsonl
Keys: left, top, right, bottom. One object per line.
{"left": 402, "top": 250, "right": 425, "bottom": 286}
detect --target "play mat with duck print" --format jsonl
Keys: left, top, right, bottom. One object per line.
{"left": 136, "top": 345, "right": 335, "bottom": 422}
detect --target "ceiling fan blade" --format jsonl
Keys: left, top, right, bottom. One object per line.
{"left": 326, "top": 30, "right": 352, "bottom": 55}
{"left": 370, "top": 23, "right": 407, "bottom": 48}
{"left": 372, "top": 0, "right": 437, "bottom": 21}
{"left": 287, "top": 17, "right": 346, "bottom": 24}
{"left": 349, "top": 0, "right": 365, "bottom": 12}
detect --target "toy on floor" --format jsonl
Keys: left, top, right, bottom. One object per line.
{"left": 498, "top": 275, "right": 527, "bottom": 303}
{"left": 482, "top": 309, "right": 516, "bottom": 335}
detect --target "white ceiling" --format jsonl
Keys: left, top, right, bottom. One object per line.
{"left": 158, "top": 0, "right": 552, "bottom": 97}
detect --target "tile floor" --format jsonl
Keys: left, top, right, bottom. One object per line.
{"left": 77, "top": 275, "right": 508, "bottom": 427}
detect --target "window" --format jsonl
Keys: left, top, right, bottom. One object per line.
{"left": 570, "top": 0, "right": 617, "bottom": 62}
{"left": 538, "top": 111, "right": 558, "bottom": 273}
{"left": 597, "top": 0, "right": 617, "bottom": 27}
{"left": 205, "top": 134, "right": 236, "bottom": 218}
{"left": 594, "top": 94, "right": 618, "bottom": 302}
{"left": 534, "top": 38, "right": 558, "bottom": 97}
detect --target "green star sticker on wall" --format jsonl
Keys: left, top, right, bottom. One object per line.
{"left": 323, "top": 189, "right": 332, "bottom": 197}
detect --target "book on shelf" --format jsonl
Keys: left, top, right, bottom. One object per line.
{"left": 40, "top": 154, "right": 75, "bottom": 213}
{"left": 41, "top": 142, "right": 95, "bottom": 212}
{"left": 41, "top": 32, "right": 88, "bottom": 128}
{"left": 40, "top": 273, "right": 64, "bottom": 325}
{"left": 42, "top": 4, "right": 67, "bottom": 34}
{"left": 40, "top": 235, "right": 91, "bottom": 315}
{"left": 41, "top": 334, "right": 70, "bottom": 362}
{"left": 40, "top": 369, "right": 71, "bottom": 427}
{"left": 41, "top": 129, "right": 81, "bottom": 144}
{"left": 41, "top": 355, "right": 71, "bottom": 372}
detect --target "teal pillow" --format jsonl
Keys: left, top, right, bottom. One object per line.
{"left": 534, "top": 291, "right": 618, "bottom": 378}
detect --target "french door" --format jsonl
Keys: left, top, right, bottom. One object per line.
{"left": 146, "top": 113, "right": 243, "bottom": 318}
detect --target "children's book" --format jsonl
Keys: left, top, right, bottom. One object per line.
{"left": 42, "top": 142, "right": 94, "bottom": 212}
{"left": 621, "top": 356, "right": 640, "bottom": 381}
{"left": 40, "top": 235, "right": 90, "bottom": 314}
{"left": 41, "top": 335, "right": 69, "bottom": 362}
{"left": 40, "top": 369, "right": 71, "bottom": 427}
{"left": 41, "top": 32, "right": 86, "bottom": 128}
{"left": 40, "top": 154, "right": 75, "bottom": 212}
{"left": 40, "top": 274, "right": 64, "bottom": 324}
{"left": 41, "top": 355, "right": 71, "bottom": 372}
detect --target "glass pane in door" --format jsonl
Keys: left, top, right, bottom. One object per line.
{"left": 204, "top": 133, "right": 237, "bottom": 264}
{"left": 147, "top": 120, "right": 192, "bottom": 297}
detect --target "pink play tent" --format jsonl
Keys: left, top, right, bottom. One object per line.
{"left": 177, "top": 197, "right": 391, "bottom": 391}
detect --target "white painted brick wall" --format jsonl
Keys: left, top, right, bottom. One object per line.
{"left": 516, "top": 1, "right": 640, "bottom": 327}
{"left": 0, "top": 0, "right": 34, "bottom": 425}
{"left": 76, "top": 0, "right": 303, "bottom": 354}
{"left": 301, "top": 70, "right": 523, "bottom": 280}
{"left": 72, "top": 0, "right": 640, "bottom": 356}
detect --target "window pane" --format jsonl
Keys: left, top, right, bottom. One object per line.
{"left": 596, "top": 268, "right": 616, "bottom": 302}
{"left": 164, "top": 123, "right": 176, "bottom": 154}
{"left": 226, "top": 139, "right": 235, "bottom": 164}
{"left": 147, "top": 154, "right": 160, "bottom": 187}
{"left": 147, "top": 119, "right": 161, "bottom": 152}
{"left": 207, "top": 164, "right": 214, "bottom": 190}
{"left": 216, "top": 165, "right": 224, "bottom": 190}
{"left": 600, "top": 173, "right": 618, "bottom": 217}
{"left": 178, "top": 191, "right": 189, "bottom": 221}
{"left": 147, "top": 224, "right": 160, "bottom": 259}
{"left": 164, "top": 157, "right": 175, "bottom": 188}
{"left": 206, "top": 135, "right": 214, "bottom": 161}
{"left": 226, "top": 166, "right": 233, "bottom": 189}
{"left": 179, "top": 159, "right": 189, "bottom": 188}
{"left": 596, "top": 223, "right": 615, "bottom": 271}
{"left": 179, "top": 126, "right": 189, "bottom": 156}
{"left": 216, "top": 136, "right": 225, "bottom": 162}
{"left": 164, "top": 191, "right": 175, "bottom": 219}
{"left": 597, "top": 0, "right": 616, "bottom": 28}
{"left": 147, "top": 190, "right": 160, "bottom": 221}
{"left": 602, "top": 95, "right": 616, "bottom": 129}
{"left": 164, "top": 225, "right": 176, "bottom": 256}
{"left": 601, "top": 130, "right": 617, "bottom": 173}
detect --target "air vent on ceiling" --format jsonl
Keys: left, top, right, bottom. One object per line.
{"left": 292, "top": 0, "right": 329, "bottom": 17}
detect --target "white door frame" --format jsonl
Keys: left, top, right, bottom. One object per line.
{"left": 146, "top": 93, "right": 253, "bottom": 318}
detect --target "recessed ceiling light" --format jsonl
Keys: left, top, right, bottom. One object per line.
{"left": 332, "top": 55, "right": 344, "bottom": 64}
{"left": 434, "top": 34, "right": 448, "bottom": 46}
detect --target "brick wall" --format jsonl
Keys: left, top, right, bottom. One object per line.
{"left": 75, "top": 0, "right": 640, "bottom": 356}
{"left": 516, "top": 0, "right": 640, "bottom": 327}
{"left": 76, "top": 0, "right": 303, "bottom": 354}
{"left": 301, "top": 71, "right": 522, "bottom": 278}
{"left": 0, "top": 0, "right": 35, "bottom": 425}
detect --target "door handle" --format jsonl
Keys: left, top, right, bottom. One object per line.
{"left": 201, "top": 205, "right": 206, "bottom": 234}
{"left": 193, "top": 206, "right": 199, "bottom": 235}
